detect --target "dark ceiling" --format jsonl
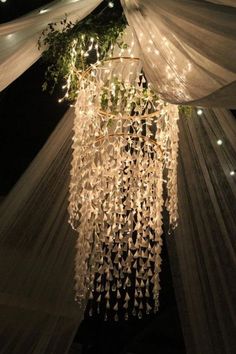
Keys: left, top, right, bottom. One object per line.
{"left": 0, "top": 0, "right": 53, "bottom": 23}
{"left": 0, "top": 0, "right": 69, "bottom": 195}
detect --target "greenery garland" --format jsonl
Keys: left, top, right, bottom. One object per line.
{"left": 178, "top": 105, "right": 194, "bottom": 117}
{"left": 38, "top": 3, "right": 127, "bottom": 102}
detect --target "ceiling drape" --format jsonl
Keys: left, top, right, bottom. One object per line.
{"left": 168, "top": 108, "right": 236, "bottom": 354}
{"left": 207, "top": 0, "right": 236, "bottom": 6}
{"left": 121, "top": 0, "right": 236, "bottom": 107}
{"left": 0, "top": 0, "right": 102, "bottom": 92}
{"left": 0, "top": 107, "right": 235, "bottom": 353}
{"left": 0, "top": 108, "right": 83, "bottom": 354}
{"left": 0, "top": 1, "right": 235, "bottom": 353}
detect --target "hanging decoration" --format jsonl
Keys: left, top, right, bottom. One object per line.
{"left": 68, "top": 57, "right": 179, "bottom": 321}
{"left": 39, "top": 1, "right": 179, "bottom": 321}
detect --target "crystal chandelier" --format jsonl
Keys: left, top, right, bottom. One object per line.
{"left": 68, "top": 59, "right": 179, "bottom": 321}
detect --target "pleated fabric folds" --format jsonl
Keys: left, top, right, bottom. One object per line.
{"left": 122, "top": 0, "right": 236, "bottom": 107}
{"left": 168, "top": 109, "right": 236, "bottom": 354}
{"left": 0, "top": 0, "right": 102, "bottom": 91}
{"left": 0, "top": 107, "right": 235, "bottom": 353}
{"left": 0, "top": 108, "right": 84, "bottom": 354}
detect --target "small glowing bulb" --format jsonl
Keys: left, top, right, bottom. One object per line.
{"left": 39, "top": 9, "right": 48, "bottom": 14}
{"left": 58, "top": 98, "right": 63, "bottom": 103}
{"left": 108, "top": 1, "right": 114, "bottom": 8}
{"left": 197, "top": 108, "right": 203, "bottom": 116}
{"left": 217, "top": 139, "right": 223, "bottom": 145}
{"left": 230, "top": 170, "right": 235, "bottom": 176}
{"left": 1, "top": 0, "right": 7, "bottom": 3}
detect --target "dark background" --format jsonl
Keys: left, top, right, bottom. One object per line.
{"left": 0, "top": 1, "right": 186, "bottom": 353}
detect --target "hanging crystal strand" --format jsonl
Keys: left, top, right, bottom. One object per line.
{"left": 69, "top": 64, "right": 180, "bottom": 321}
{"left": 163, "top": 104, "right": 179, "bottom": 230}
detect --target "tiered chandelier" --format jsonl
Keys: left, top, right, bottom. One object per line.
{"left": 68, "top": 58, "right": 179, "bottom": 321}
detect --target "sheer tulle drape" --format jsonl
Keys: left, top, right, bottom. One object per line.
{"left": 0, "top": 107, "right": 235, "bottom": 353}
{"left": 0, "top": 0, "right": 102, "bottom": 91}
{"left": 0, "top": 109, "right": 85, "bottom": 354}
{"left": 168, "top": 108, "right": 236, "bottom": 354}
{"left": 0, "top": 1, "right": 235, "bottom": 352}
{"left": 207, "top": 0, "right": 236, "bottom": 6}
{"left": 121, "top": 0, "right": 236, "bottom": 107}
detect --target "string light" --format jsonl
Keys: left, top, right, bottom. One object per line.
{"left": 39, "top": 9, "right": 49, "bottom": 14}
{"left": 217, "top": 139, "right": 223, "bottom": 145}
{"left": 197, "top": 108, "right": 203, "bottom": 116}
{"left": 108, "top": 1, "right": 114, "bottom": 8}
{"left": 0, "top": 0, "right": 7, "bottom": 3}
{"left": 230, "top": 170, "right": 235, "bottom": 176}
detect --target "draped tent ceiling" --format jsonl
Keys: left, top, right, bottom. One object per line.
{"left": 0, "top": 0, "right": 236, "bottom": 107}
{"left": 0, "top": 0, "right": 102, "bottom": 91}
{"left": 0, "top": 1, "right": 235, "bottom": 353}
{"left": 122, "top": 0, "right": 236, "bottom": 107}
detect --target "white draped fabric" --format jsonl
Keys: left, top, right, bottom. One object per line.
{"left": 122, "top": 0, "right": 236, "bottom": 107}
{"left": 0, "top": 1, "right": 236, "bottom": 353}
{"left": 208, "top": 0, "right": 236, "bottom": 6}
{"left": 0, "top": 107, "right": 235, "bottom": 353}
{"left": 0, "top": 0, "right": 102, "bottom": 91}
{"left": 0, "top": 109, "right": 84, "bottom": 354}
{"left": 169, "top": 108, "right": 236, "bottom": 354}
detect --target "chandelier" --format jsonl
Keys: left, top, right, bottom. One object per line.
{"left": 68, "top": 58, "right": 179, "bottom": 321}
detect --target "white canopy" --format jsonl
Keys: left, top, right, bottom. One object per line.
{"left": 0, "top": 1, "right": 235, "bottom": 353}
{"left": 122, "top": 0, "right": 236, "bottom": 107}
{"left": 0, "top": 0, "right": 102, "bottom": 91}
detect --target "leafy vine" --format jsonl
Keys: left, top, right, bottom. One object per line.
{"left": 38, "top": 4, "right": 127, "bottom": 101}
